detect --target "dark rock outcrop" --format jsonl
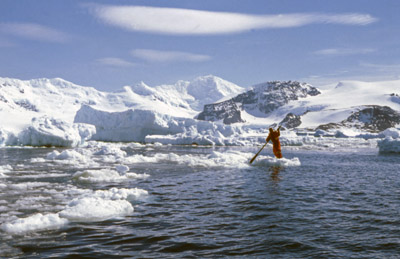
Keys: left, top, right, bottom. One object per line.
{"left": 197, "top": 99, "right": 244, "bottom": 124}
{"left": 279, "top": 113, "right": 302, "bottom": 129}
{"left": 197, "top": 81, "right": 320, "bottom": 125}
{"left": 316, "top": 105, "right": 400, "bottom": 132}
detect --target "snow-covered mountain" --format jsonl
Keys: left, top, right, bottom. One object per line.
{"left": 129, "top": 75, "right": 245, "bottom": 113}
{"left": 0, "top": 75, "right": 245, "bottom": 146}
{"left": 197, "top": 79, "right": 400, "bottom": 134}
{"left": 0, "top": 75, "right": 243, "bottom": 131}
{"left": 1, "top": 74, "right": 400, "bottom": 147}
{"left": 197, "top": 81, "right": 320, "bottom": 124}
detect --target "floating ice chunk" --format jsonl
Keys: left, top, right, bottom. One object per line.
{"left": 9, "top": 182, "right": 48, "bottom": 190}
{"left": 0, "top": 165, "right": 12, "bottom": 177}
{"left": 382, "top": 128, "right": 400, "bottom": 139}
{"left": 378, "top": 128, "right": 400, "bottom": 153}
{"left": 74, "top": 105, "right": 240, "bottom": 144}
{"left": 116, "top": 165, "right": 129, "bottom": 175}
{"left": 72, "top": 169, "right": 149, "bottom": 183}
{"left": 59, "top": 197, "right": 133, "bottom": 222}
{"left": 46, "top": 150, "right": 60, "bottom": 160}
{"left": 0, "top": 164, "right": 12, "bottom": 172}
{"left": 206, "top": 151, "right": 250, "bottom": 168}
{"left": 93, "top": 145, "right": 127, "bottom": 157}
{"left": 378, "top": 137, "right": 400, "bottom": 153}
{"left": 1, "top": 213, "right": 68, "bottom": 234}
{"left": 122, "top": 151, "right": 252, "bottom": 168}
{"left": 18, "top": 116, "right": 80, "bottom": 147}
{"left": 74, "top": 123, "right": 96, "bottom": 142}
{"left": 44, "top": 149, "right": 96, "bottom": 167}
{"left": 122, "top": 154, "right": 160, "bottom": 164}
{"left": 125, "top": 172, "right": 149, "bottom": 179}
{"left": 93, "top": 187, "right": 148, "bottom": 201}
{"left": 30, "top": 157, "right": 46, "bottom": 163}
{"left": 127, "top": 142, "right": 145, "bottom": 148}
{"left": 252, "top": 156, "right": 301, "bottom": 167}
{"left": 0, "top": 128, "right": 18, "bottom": 146}
{"left": 46, "top": 150, "right": 85, "bottom": 161}
{"left": 16, "top": 116, "right": 96, "bottom": 147}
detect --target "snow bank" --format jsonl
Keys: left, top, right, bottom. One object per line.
{"left": 74, "top": 105, "right": 241, "bottom": 144}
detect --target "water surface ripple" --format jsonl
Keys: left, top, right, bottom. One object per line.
{"left": 1, "top": 145, "right": 400, "bottom": 258}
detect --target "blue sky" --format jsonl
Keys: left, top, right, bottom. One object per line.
{"left": 0, "top": 0, "right": 399, "bottom": 91}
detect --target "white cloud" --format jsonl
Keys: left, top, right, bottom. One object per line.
{"left": 0, "top": 23, "right": 70, "bottom": 43}
{"left": 314, "top": 48, "right": 376, "bottom": 56}
{"left": 96, "top": 57, "right": 136, "bottom": 67}
{"left": 360, "top": 62, "right": 400, "bottom": 71}
{"left": 89, "top": 5, "right": 378, "bottom": 35}
{"left": 131, "top": 49, "right": 211, "bottom": 63}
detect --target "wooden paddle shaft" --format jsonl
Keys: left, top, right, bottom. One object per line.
{"left": 249, "top": 141, "right": 268, "bottom": 164}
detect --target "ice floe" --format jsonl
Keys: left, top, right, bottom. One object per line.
{"left": 1, "top": 213, "right": 68, "bottom": 234}
{"left": 17, "top": 116, "right": 95, "bottom": 147}
{"left": 72, "top": 168, "right": 149, "bottom": 183}
{"left": 377, "top": 128, "right": 400, "bottom": 153}
{"left": 252, "top": 156, "right": 301, "bottom": 167}
{"left": 59, "top": 197, "right": 134, "bottom": 222}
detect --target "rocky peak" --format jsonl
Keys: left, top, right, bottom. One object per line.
{"left": 197, "top": 80, "right": 321, "bottom": 124}
{"left": 317, "top": 105, "right": 400, "bottom": 132}
{"left": 197, "top": 99, "right": 244, "bottom": 125}
{"left": 232, "top": 81, "right": 320, "bottom": 115}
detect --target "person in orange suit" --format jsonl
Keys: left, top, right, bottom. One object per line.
{"left": 266, "top": 126, "right": 282, "bottom": 159}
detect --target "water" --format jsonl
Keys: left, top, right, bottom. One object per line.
{"left": 1, "top": 143, "right": 400, "bottom": 258}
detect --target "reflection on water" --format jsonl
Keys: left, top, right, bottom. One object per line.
{"left": 269, "top": 165, "right": 282, "bottom": 182}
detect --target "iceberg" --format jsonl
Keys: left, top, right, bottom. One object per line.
{"left": 74, "top": 105, "right": 241, "bottom": 144}
{"left": 11, "top": 116, "right": 96, "bottom": 147}
{"left": 377, "top": 128, "right": 400, "bottom": 153}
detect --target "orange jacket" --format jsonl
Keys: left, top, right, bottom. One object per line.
{"left": 266, "top": 129, "right": 282, "bottom": 158}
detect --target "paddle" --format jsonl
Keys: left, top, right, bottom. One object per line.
{"left": 249, "top": 140, "right": 269, "bottom": 164}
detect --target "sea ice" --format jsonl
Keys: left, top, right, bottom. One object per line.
{"left": 1, "top": 213, "right": 68, "bottom": 234}
{"left": 252, "top": 156, "right": 301, "bottom": 167}
{"left": 116, "top": 165, "right": 129, "bottom": 175}
{"left": 72, "top": 169, "right": 149, "bottom": 183}
{"left": 17, "top": 116, "right": 95, "bottom": 147}
{"left": 59, "top": 197, "right": 134, "bottom": 222}
{"left": 93, "top": 187, "right": 148, "bottom": 201}
{"left": 377, "top": 128, "right": 400, "bottom": 153}
{"left": 0, "top": 165, "right": 12, "bottom": 177}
